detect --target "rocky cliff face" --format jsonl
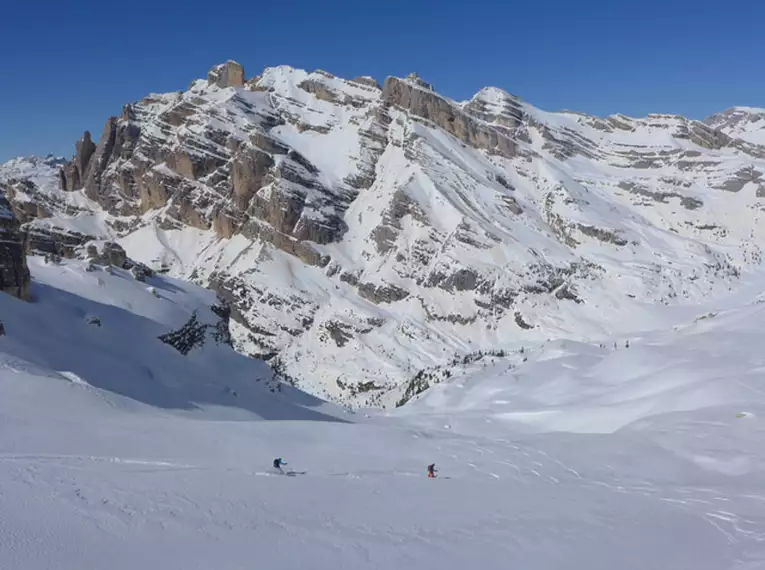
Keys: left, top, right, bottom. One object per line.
{"left": 381, "top": 76, "right": 518, "bottom": 158}
{"left": 0, "top": 185, "right": 31, "bottom": 300}
{"left": 4, "top": 62, "right": 765, "bottom": 406}
{"left": 0, "top": 155, "right": 107, "bottom": 257}
{"left": 207, "top": 61, "right": 245, "bottom": 89}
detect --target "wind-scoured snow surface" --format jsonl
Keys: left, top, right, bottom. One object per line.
{"left": 2, "top": 259, "right": 765, "bottom": 568}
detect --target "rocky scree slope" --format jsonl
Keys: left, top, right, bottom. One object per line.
{"left": 4, "top": 60, "right": 765, "bottom": 407}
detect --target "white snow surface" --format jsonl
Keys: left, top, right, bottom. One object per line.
{"left": 2, "top": 258, "right": 765, "bottom": 568}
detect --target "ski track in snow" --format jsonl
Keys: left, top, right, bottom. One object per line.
{"left": 3, "top": 408, "right": 765, "bottom": 569}
{"left": 3, "top": 425, "right": 764, "bottom": 562}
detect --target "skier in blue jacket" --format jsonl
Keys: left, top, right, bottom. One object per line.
{"left": 273, "top": 457, "right": 287, "bottom": 474}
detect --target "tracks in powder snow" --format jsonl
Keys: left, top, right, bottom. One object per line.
{"left": 0, "top": 454, "right": 200, "bottom": 472}
{"left": 407, "top": 429, "right": 765, "bottom": 547}
{"left": 0, "top": 454, "right": 426, "bottom": 481}
{"left": 2, "top": 427, "right": 764, "bottom": 550}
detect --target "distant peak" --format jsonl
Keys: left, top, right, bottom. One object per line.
{"left": 207, "top": 60, "right": 245, "bottom": 89}
{"left": 404, "top": 72, "right": 433, "bottom": 91}
{"left": 727, "top": 106, "right": 765, "bottom": 114}
{"left": 214, "top": 59, "right": 242, "bottom": 70}
{"left": 2, "top": 154, "right": 66, "bottom": 168}
{"left": 703, "top": 106, "right": 765, "bottom": 130}
{"left": 351, "top": 76, "right": 381, "bottom": 89}
{"left": 471, "top": 86, "right": 521, "bottom": 104}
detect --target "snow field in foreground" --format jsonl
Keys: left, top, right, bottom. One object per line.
{"left": 3, "top": 366, "right": 765, "bottom": 570}
{"left": 1, "top": 257, "right": 765, "bottom": 568}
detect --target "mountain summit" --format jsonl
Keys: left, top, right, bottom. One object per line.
{"left": 3, "top": 60, "right": 765, "bottom": 406}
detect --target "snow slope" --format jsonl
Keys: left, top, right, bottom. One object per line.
{"left": 2, "top": 258, "right": 765, "bottom": 568}
{"left": 402, "top": 277, "right": 765, "bottom": 437}
{"left": 0, "top": 256, "right": 341, "bottom": 421}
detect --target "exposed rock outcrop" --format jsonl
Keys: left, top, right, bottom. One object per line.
{"left": 207, "top": 60, "right": 245, "bottom": 88}
{"left": 158, "top": 312, "right": 208, "bottom": 355}
{"left": 382, "top": 76, "right": 517, "bottom": 158}
{"left": 0, "top": 192, "right": 30, "bottom": 300}
{"left": 60, "top": 131, "right": 96, "bottom": 192}
{"left": 86, "top": 241, "right": 128, "bottom": 268}
{"left": 26, "top": 226, "right": 97, "bottom": 258}
{"left": 351, "top": 76, "right": 381, "bottom": 89}
{"left": 158, "top": 300, "right": 239, "bottom": 355}
{"left": 80, "top": 241, "right": 154, "bottom": 278}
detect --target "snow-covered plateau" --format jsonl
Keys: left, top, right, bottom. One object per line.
{"left": 3, "top": 59, "right": 765, "bottom": 568}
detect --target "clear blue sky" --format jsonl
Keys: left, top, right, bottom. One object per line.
{"left": 0, "top": 0, "right": 761, "bottom": 162}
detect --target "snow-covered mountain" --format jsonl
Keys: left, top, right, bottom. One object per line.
{"left": 705, "top": 106, "right": 765, "bottom": 146}
{"left": 3, "top": 60, "right": 765, "bottom": 407}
